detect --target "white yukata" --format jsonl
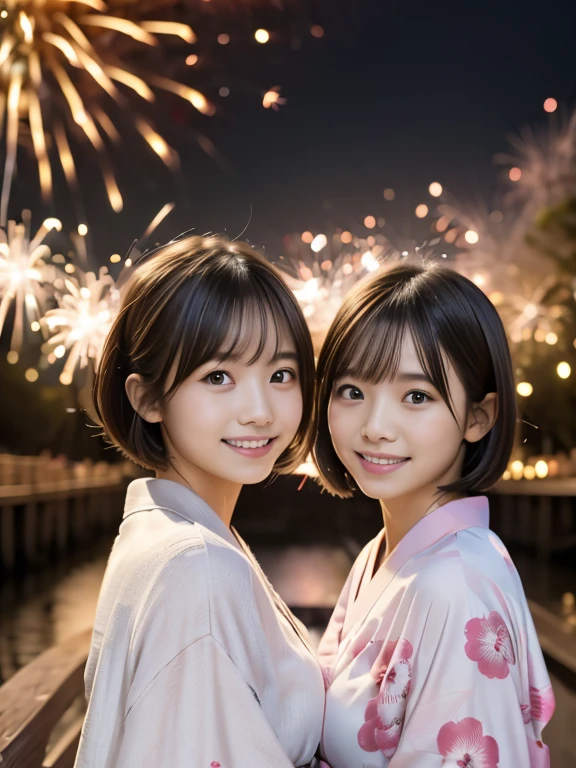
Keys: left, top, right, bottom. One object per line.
{"left": 75, "top": 478, "right": 324, "bottom": 768}
{"left": 317, "top": 496, "right": 554, "bottom": 768}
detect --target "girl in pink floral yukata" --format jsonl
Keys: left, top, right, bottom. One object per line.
{"left": 313, "top": 264, "right": 555, "bottom": 768}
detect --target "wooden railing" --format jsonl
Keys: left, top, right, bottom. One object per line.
{"left": 491, "top": 477, "right": 576, "bottom": 560}
{"left": 0, "top": 630, "right": 91, "bottom": 768}
{"left": 0, "top": 455, "right": 135, "bottom": 571}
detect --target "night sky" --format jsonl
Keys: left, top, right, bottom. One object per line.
{"left": 7, "top": 0, "right": 576, "bottom": 261}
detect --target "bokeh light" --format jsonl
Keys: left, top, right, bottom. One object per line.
{"left": 557, "top": 362, "right": 571, "bottom": 379}
{"left": 415, "top": 204, "right": 429, "bottom": 218}
{"left": 509, "top": 167, "right": 522, "bottom": 182}
{"left": 383, "top": 188, "right": 395, "bottom": 201}
{"left": 517, "top": 382, "right": 533, "bottom": 397}
{"left": 429, "top": 182, "right": 443, "bottom": 197}
{"left": 364, "top": 215, "right": 376, "bottom": 229}
{"left": 464, "top": 229, "right": 479, "bottom": 244}
{"left": 255, "top": 29, "right": 270, "bottom": 44}
{"left": 543, "top": 97, "right": 558, "bottom": 113}
{"left": 310, "top": 234, "right": 328, "bottom": 252}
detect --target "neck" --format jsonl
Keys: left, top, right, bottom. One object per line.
{"left": 379, "top": 448, "right": 467, "bottom": 560}
{"left": 156, "top": 463, "right": 241, "bottom": 528}
{"left": 379, "top": 487, "right": 454, "bottom": 558}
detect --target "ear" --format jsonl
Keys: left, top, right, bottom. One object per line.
{"left": 464, "top": 392, "right": 498, "bottom": 444}
{"left": 125, "top": 373, "right": 163, "bottom": 424}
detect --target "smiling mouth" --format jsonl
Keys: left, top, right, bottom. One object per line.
{"left": 223, "top": 438, "right": 276, "bottom": 449}
{"left": 356, "top": 453, "right": 410, "bottom": 466}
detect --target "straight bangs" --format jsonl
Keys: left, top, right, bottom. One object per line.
{"left": 331, "top": 289, "right": 456, "bottom": 418}
{"left": 167, "top": 270, "right": 293, "bottom": 399}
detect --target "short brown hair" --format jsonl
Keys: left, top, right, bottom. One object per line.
{"left": 314, "top": 263, "right": 517, "bottom": 497}
{"left": 93, "top": 235, "right": 315, "bottom": 473}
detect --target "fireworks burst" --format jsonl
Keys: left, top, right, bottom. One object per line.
{"left": 279, "top": 231, "right": 419, "bottom": 349}
{"left": 0, "top": 209, "right": 60, "bottom": 352}
{"left": 41, "top": 265, "right": 120, "bottom": 384}
{"left": 496, "top": 112, "right": 576, "bottom": 215}
{"left": 436, "top": 197, "right": 572, "bottom": 348}
{"left": 0, "top": 0, "right": 210, "bottom": 223}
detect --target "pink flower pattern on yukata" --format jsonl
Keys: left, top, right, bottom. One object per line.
{"left": 357, "top": 638, "right": 413, "bottom": 757}
{"left": 210, "top": 762, "right": 221, "bottom": 767}
{"left": 521, "top": 685, "right": 556, "bottom": 724}
{"left": 437, "top": 717, "right": 499, "bottom": 767}
{"left": 464, "top": 612, "right": 515, "bottom": 679}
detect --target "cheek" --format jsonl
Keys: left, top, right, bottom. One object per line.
{"left": 328, "top": 402, "right": 356, "bottom": 447}
{"left": 411, "top": 409, "right": 463, "bottom": 449}
{"left": 162, "top": 387, "right": 222, "bottom": 437}
{"left": 280, "top": 387, "right": 304, "bottom": 428}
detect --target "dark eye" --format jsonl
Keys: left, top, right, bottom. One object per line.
{"left": 405, "top": 390, "right": 429, "bottom": 405}
{"left": 270, "top": 369, "right": 295, "bottom": 384}
{"left": 206, "top": 371, "right": 232, "bottom": 386}
{"left": 338, "top": 384, "right": 364, "bottom": 401}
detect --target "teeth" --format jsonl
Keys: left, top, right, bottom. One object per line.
{"left": 225, "top": 439, "right": 271, "bottom": 449}
{"left": 361, "top": 455, "right": 406, "bottom": 466}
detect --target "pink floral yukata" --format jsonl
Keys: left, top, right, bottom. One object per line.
{"left": 317, "top": 496, "right": 554, "bottom": 768}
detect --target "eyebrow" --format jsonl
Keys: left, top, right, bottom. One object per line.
{"left": 335, "top": 370, "right": 434, "bottom": 385}
{"left": 268, "top": 351, "right": 299, "bottom": 365}
{"left": 395, "top": 372, "right": 434, "bottom": 385}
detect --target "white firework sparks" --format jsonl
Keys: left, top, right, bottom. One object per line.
{"left": 0, "top": 209, "right": 60, "bottom": 352}
{"left": 41, "top": 265, "right": 120, "bottom": 384}
{"left": 281, "top": 231, "right": 408, "bottom": 349}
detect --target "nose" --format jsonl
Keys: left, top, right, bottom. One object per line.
{"left": 361, "top": 401, "right": 397, "bottom": 444}
{"left": 237, "top": 380, "right": 274, "bottom": 427}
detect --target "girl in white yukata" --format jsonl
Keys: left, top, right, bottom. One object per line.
{"left": 313, "top": 264, "right": 555, "bottom": 768}
{"left": 74, "top": 235, "right": 324, "bottom": 768}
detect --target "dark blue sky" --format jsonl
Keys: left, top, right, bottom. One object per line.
{"left": 8, "top": 0, "right": 576, "bottom": 261}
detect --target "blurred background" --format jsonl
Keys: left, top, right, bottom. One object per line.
{"left": 1, "top": 0, "right": 575, "bottom": 765}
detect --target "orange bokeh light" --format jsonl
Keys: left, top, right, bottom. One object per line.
{"left": 543, "top": 97, "right": 558, "bottom": 113}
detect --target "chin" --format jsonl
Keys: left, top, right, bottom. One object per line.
{"left": 356, "top": 476, "right": 414, "bottom": 501}
{"left": 231, "top": 463, "right": 278, "bottom": 485}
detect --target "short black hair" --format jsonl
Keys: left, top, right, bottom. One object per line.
{"left": 94, "top": 235, "right": 315, "bottom": 473}
{"left": 314, "top": 263, "right": 517, "bottom": 497}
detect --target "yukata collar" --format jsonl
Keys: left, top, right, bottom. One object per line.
{"left": 124, "top": 477, "right": 316, "bottom": 655}
{"left": 342, "top": 495, "right": 490, "bottom": 637}
{"left": 123, "top": 477, "right": 240, "bottom": 550}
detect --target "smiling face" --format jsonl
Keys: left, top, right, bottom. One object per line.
{"left": 328, "top": 332, "right": 471, "bottom": 504}
{"left": 157, "top": 324, "right": 303, "bottom": 488}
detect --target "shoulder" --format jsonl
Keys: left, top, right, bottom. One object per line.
{"left": 404, "top": 526, "right": 525, "bottom": 616}
{"left": 142, "top": 523, "right": 255, "bottom": 606}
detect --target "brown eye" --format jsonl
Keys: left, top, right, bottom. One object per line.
{"left": 206, "top": 371, "right": 232, "bottom": 386}
{"left": 270, "top": 369, "right": 295, "bottom": 383}
{"left": 405, "top": 391, "right": 429, "bottom": 405}
{"left": 337, "top": 384, "right": 364, "bottom": 400}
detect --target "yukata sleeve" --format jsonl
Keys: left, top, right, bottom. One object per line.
{"left": 355, "top": 573, "right": 554, "bottom": 767}
{"left": 112, "top": 633, "right": 296, "bottom": 768}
